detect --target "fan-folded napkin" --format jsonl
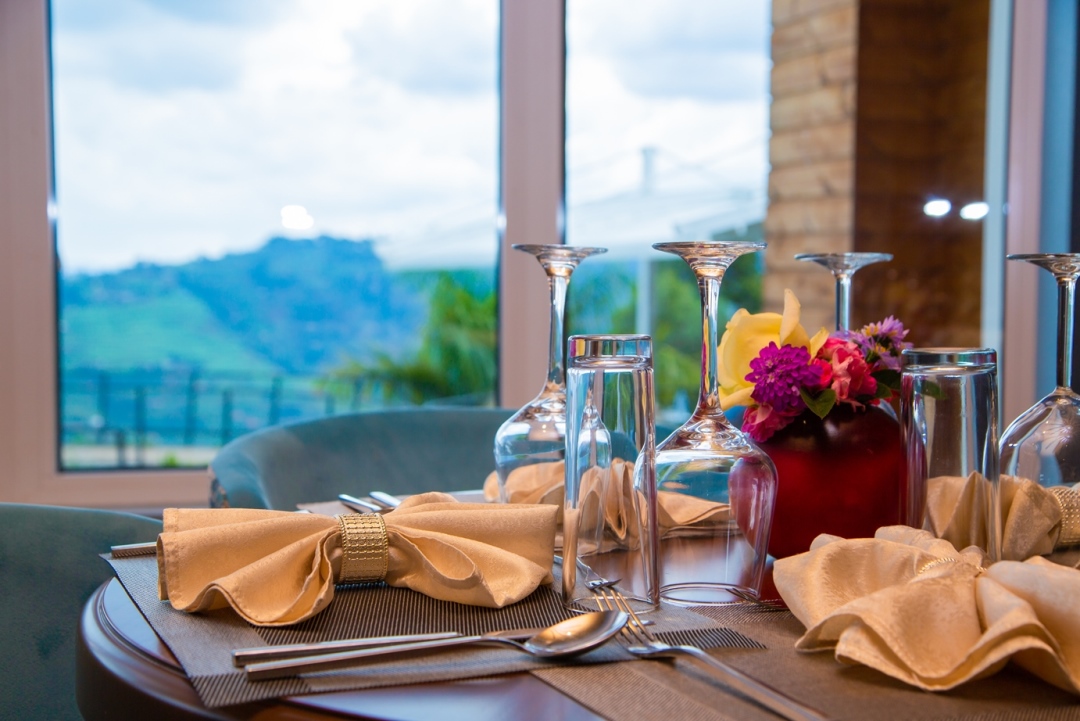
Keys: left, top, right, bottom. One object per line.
{"left": 156, "top": 492, "right": 558, "bottom": 626}
{"left": 483, "top": 460, "right": 733, "bottom": 536}
{"left": 774, "top": 526, "right": 1080, "bottom": 694}
{"left": 927, "top": 474, "right": 1080, "bottom": 560}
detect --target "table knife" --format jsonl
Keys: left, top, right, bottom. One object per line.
{"left": 232, "top": 626, "right": 545, "bottom": 667}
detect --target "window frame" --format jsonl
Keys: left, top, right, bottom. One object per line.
{"left": 0, "top": 0, "right": 559, "bottom": 507}
{"left": 0, "top": 0, "right": 1044, "bottom": 507}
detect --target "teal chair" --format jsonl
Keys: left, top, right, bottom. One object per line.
{"left": 0, "top": 503, "right": 162, "bottom": 721}
{"left": 210, "top": 407, "right": 515, "bottom": 510}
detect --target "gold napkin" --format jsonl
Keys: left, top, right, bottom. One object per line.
{"left": 926, "top": 474, "right": 1080, "bottom": 560}
{"left": 483, "top": 461, "right": 733, "bottom": 537}
{"left": 157, "top": 492, "right": 558, "bottom": 626}
{"left": 774, "top": 526, "right": 1080, "bottom": 694}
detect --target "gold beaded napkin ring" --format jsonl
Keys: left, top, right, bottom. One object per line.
{"left": 1049, "top": 486, "right": 1080, "bottom": 547}
{"left": 336, "top": 513, "right": 389, "bottom": 583}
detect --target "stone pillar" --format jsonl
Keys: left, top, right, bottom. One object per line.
{"left": 765, "top": 0, "right": 860, "bottom": 331}
{"left": 765, "top": 0, "right": 989, "bottom": 346}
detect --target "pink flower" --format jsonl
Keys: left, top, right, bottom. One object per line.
{"left": 812, "top": 337, "right": 877, "bottom": 407}
{"left": 742, "top": 403, "right": 802, "bottom": 442}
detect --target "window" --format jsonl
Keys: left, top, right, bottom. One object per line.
{"left": 565, "top": 1, "right": 769, "bottom": 419}
{"left": 50, "top": 1, "right": 499, "bottom": 470}
{"left": 0, "top": 0, "right": 1044, "bottom": 507}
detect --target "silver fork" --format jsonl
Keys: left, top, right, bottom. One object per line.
{"left": 589, "top": 581, "right": 829, "bottom": 721}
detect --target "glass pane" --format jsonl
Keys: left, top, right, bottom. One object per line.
{"left": 51, "top": 0, "right": 499, "bottom": 469}
{"left": 564, "top": 0, "right": 770, "bottom": 425}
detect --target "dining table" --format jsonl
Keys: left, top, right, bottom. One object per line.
{"left": 75, "top": 496, "right": 1080, "bottom": 721}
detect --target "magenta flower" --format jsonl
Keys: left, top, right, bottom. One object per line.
{"left": 742, "top": 403, "right": 803, "bottom": 442}
{"left": 746, "top": 343, "right": 821, "bottom": 414}
{"left": 813, "top": 337, "right": 877, "bottom": 407}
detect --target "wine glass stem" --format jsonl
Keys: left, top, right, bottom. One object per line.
{"left": 698, "top": 275, "right": 723, "bottom": 414}
{"left": 1056, "top": 275, "right": 1076, "bottom": 389}
{"left": 835, "top": 273, "right": 852, "bottom": 332}
{"left": 548, "top": 274, "right": 569, "bottom": 388}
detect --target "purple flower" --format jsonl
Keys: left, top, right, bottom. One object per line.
{"left": 856, "top": 316, "right": 913, "bottom": 371}
{"left": 746, "top": 343, "right": 821, "bottom": 413}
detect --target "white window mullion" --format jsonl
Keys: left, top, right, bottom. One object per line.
{"left": 0, "top": 0, "right": 207, "bottom": 507}
{"left": 498, "top": 0, "right": 566, "bottom": 409}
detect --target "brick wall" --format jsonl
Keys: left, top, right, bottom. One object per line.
{"left": 766, "top": 0, "right": 859, "bottom": 331}
{"left": 764, "top": 0, "right": 988, "bottom": 345}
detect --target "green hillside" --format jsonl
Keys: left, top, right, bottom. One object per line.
{"left": 61, "top": 288, "right": 282, "bottom": 373}
{"left": 59, "top": 236, "right": 448, "bottom": 375}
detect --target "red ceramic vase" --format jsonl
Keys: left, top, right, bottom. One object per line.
{"left": 757, "top": 403, "right": 904, "bottom": 559}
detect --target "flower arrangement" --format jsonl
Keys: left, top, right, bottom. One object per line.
{"left": 717, "top": 289, "right": 912, "bottom": 442}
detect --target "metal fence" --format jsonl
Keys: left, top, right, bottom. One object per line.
{"left": 59, "top": 368, "right": 451, "bottom": 468}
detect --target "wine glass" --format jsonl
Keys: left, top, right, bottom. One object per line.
{"left": 493, "top": 244, "right": 607, "bottom": 504}
{"left": 651, "top": 241, "right": 778, "bottom": 605}
{"left": 795, "top": 252, "right": 893, "bottom": 333}
{"left": 1000, "top": 254, "right": 1080, "bottom": 554}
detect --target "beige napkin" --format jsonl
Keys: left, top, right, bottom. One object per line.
{"left": 926, "top": 474, "right": 1080, "bottom": 561}
{"left": 774, "top": 526, "right": 1080, "bottom": 694}
{"left": 483, "top": 461, "right": 733, "bottom": 537}
{"left": 157, "top": 492, "right": 558, "bottom": 626}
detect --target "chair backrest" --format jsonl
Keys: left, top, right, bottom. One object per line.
{"left": 210, "top": 407, "right": 516, "bottom": 510}
{"left": 0, "top": 503, "right": 162, "bottom": 721}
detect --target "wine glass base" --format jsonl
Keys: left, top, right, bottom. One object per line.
{"left": 660, "top": 582, "right": 759, "bottom": 606}
{"left": 657, "top": 417, "right": 756, "bottom": 455}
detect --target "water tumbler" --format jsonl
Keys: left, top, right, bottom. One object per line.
{"left": 562, "top": 334, "right": 659, "bottom": 613}
{"left": 901, "top": 348, "right": 1000, "bottom": 561}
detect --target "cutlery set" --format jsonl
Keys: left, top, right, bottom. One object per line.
{"left": 234, "top": 570, "right": 822, "bottom": 721}
{"left": 337, "top": 492, "right": 401, "bottom": 513}
{"left": 237, "top": 613, "right": 627, "bottom": 681}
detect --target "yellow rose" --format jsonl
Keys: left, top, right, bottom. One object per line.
{"left": 717, "top": 288, "right": 829, "bottom": 410}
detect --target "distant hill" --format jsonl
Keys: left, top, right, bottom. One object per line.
{"left": 59, "top": 236, "right": 469, "bottom": 376}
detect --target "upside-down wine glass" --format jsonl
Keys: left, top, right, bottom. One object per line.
{"left": 651, "top": 241, "right": 778, "bottom": 605}
{"left": 999, "top": 255, "right": 1080, "bottom": 543}
{"left": 494, "top": 244, "right": 607, "bottom": 504}
{"left": 794, "top": 252, "right": 893, "bottom": 333}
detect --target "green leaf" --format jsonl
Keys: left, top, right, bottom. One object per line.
{"left": 873, "top": 368, "right": 902, "bottom": 391}
{"left": 801, "top": 388, "right": 837, "bottom": 419}
{"left": 873, "top": 383, "right": 894, "bottom": 401}
{"left": 921, "top": 380, "right": 947, "bottom": 400}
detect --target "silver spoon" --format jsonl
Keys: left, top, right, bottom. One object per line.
{"left": 246, "top": 610, "right": 628, "bottom": 681}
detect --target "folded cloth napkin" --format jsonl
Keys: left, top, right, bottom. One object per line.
{"left": 483, "top": 461, "right": 734, "bottom": 538}
{"left": 773, "top": 526, "right": 1080, "bottom": 694}
{"left": 926, "top": 474, "right": 1080, "bottom": 561}
{"left": 156, "top": 492, "right": 558, "bottom": 626}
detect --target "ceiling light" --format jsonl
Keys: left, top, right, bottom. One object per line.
{"left": 959, "top": 202, "right": 989, "bottom": 221}
{"left": 923, "top": 199, "right": 951, "bottom": 217}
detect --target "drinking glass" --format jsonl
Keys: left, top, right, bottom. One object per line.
{"left": 901, "top": 348, "right": 1000, "bottom": 561}
{"left": 1000, "top": 254, "right": 1080, "bottom": 534}
{"left": 493, "top": 244, "right": 607, "bottom": 504}
{"left": 650, "top": 241, "right": 777, "bottom": 605}
{"left": 561, "top": 334, "right": 658, "bottom": 613}
{"left": 795, "top": 252, "right": 893, "bottom": 333}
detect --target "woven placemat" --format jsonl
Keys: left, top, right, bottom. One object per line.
{"left": 107, "top": 555, "right": 759, "bottom": 709}
{"left": 536, "top": 605, "right": 1080, "bottom": 721}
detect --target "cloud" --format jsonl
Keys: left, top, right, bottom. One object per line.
{"left": 52, "top": 0, "right": 249, "bottom": 92}
{"left": 344, "top": 1, "right": 497, "bottom": 96}
{"left": 49, "top": 0, "right": 769, "bottom": 272}
{"left": 568, "top": 1, "right": 771, "bottom": 102}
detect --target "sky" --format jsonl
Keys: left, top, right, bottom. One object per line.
{"left": 51, "top": 0, "right": 771, "bottom": 274}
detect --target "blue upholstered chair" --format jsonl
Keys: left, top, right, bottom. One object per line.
{"left": 209, "top": 407, "right": 516, "bottom": 510}
{"left": 0, "top": 503, "right": 162, "bottom": 721}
